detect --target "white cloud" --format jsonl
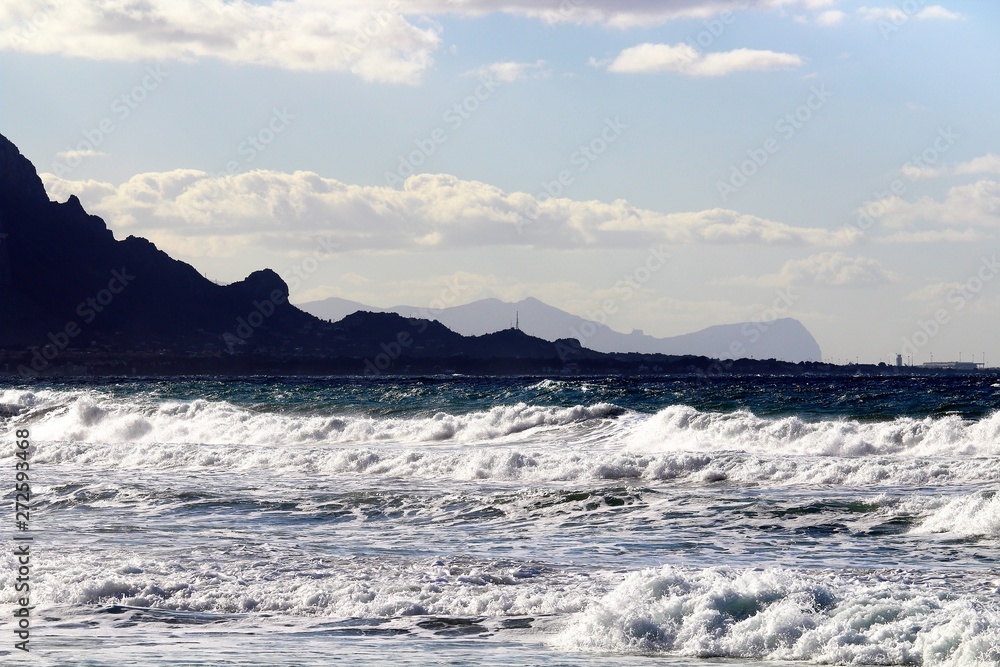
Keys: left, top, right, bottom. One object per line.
{"left": 721, "top": 252, "right": 895, "bottom": 287}
{"left": 901, "top": 164, "right": 944, "bottom": 180}
{"left": 877, "top": 229, "right": 986, "bottom": 244}
{"left": 0, "top": 0, "right": 856, "bottom": 83}
{"left": 857, "top": 6, "right": 904, "bottom": 21}
{"left": 767, "top": 252, "right": 895, "bottom": 287}
{"left": 39, "top": 169, "right": 859, "bottom": 256}
{"left": 54, "top": 149, "right": 108, "bottom": 161}
{"left": 862, "top": 179, "right": 1000, "bottom": 233}
{"left": 893, "top": 154, "right": 1000, "bottom": 181}
{"left": 815, "top": 10, "right": 846, "bottom": 26}
{"left": 917, "top": 5, "right": 962, "bottom": 20}
{"left": 905, "top": 281, "right": 965, "bottom": 302}
{"left": 467, "top": 60, "right": 549, "bottom": 83}
{"left": 0, "top": 0, "right": 441, "bottom": 84}
{"left": 954, "top": 154, "right": 1000, "bottom": 176}
{"left": 858, "top": 7, "right": 906, "bottom": 22}
{"left": 606, "top": 43, "right": 802, "bottom": 76}
{"left": 858, "top": 4, "right": 961, "bottom": 22}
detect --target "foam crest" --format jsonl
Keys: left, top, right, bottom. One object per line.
{"left": 627, "top": 405, "right": 1000, "bottom": 457}
{"left": 7, "top": 389, "right": 1000, "bottom": 485}
{"left": 28, "top": 437, "right": 1000, "bottom": 487}
{"left": 911, "top": 492, "right": 1000, "bottom": 538}
{"left": 555, "top": 566, "right": 1000, "bottom": 665}
{"left": 8, "top": 387, "right": 622, "bottom": 446}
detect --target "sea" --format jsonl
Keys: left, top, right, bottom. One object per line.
{"left": 1, "top": 375, "right": 999, "bottom": 666}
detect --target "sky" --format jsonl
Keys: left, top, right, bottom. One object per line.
{"left": 1, "top": 0, "right": 999, "bottom": 365}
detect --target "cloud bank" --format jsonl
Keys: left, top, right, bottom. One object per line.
{"left": 1, "top": 0, "right": 845, "bottom": 82}
{"left": 41, "top": 170, "right": 859, "bottom": 256}
{"left": 0, "top": 0, "right": 441, "bottom": 84}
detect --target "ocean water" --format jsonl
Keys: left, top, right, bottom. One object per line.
{"left": 1, "top": 375, "right": 999, "bottom": 666}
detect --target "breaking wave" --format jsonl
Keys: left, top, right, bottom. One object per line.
{"left": 555, "top": 566, "right": 1000, "bottom": 665}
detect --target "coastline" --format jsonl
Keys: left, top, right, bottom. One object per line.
{"left": 1, "top": 349, "right": 995, "bottom": 378}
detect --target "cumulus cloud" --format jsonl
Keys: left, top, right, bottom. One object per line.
{"left": 0, "top": 0, "right": 853, "bottom": 82}
{"left": 55, "top": 149, "right": 107, "bottom": 161}
{"left": 0, "top": 0, "right": 441, "bottom": 84}
{"left": 893, "top": 154, "right": 1000, "bottom": 181}
{"left": 862, "top": 179, "right": 1000, "bottom": 232}
{"left": 858, "top": 6, "right": 906, "bottom": 21}
{"left": 39, "top": 169, "right": 859, "bottom": 256}
{"left": 915, "top": 5, "right": 962, "bottom": 20}
{"left": 763, "top": 252, "right": 895, "bottom": 287}
{"left": 954, "top": 154, "right": 1000, "bottom": 176}
{"left": 815, "top": 10, "right": 846, "bottom": 26}
{"left": 606, "top": 43, "right": 802, "bottom": 76}
{"left": 900, "top": 164, "right": 944, "bottom": 180}
{"left": 467, "top": 60, "right": 549, "bottom": 83}
{"left": 719, "top": 252, "right": 895, "bottom": 287}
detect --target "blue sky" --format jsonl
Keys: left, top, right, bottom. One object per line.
{"left": 2, "top": 0, "right": 998, "bottom": 364}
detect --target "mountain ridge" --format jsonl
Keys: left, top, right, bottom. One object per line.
{"left": 1, "top": 129, "right": 851, "bottom": 377}
{"left": 297, "top": 295, "right": 823, "bottom": 363}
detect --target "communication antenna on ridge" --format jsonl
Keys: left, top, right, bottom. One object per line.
{"left": 516, "top": 311, "right": 519, "bottom": 331}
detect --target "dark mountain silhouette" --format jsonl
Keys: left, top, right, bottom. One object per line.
{"left": 0, "top": 132, "right": 327, "bottom": 351}
{"left": 0, "top": 131, "right": 616, "bottom": 374}
{"left": 0, "top": 131, "right": 938, "bottom": 378}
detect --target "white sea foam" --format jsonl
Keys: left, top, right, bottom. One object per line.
{"left": 2, "top": 388, "right": 623, "bottom": 447}
{"left": 554, "top": 566, "right": 1000, "bottom": 665}
{"left": 10, "top": 389, "right": 1000, "bottom": 458}
{"left": 24, "top": 436, "right": 1000, "bottom": 487}
{"left": 5, "top": 390, "right": 1000, "bottom": 486}
{"left": 0, "top": 550, "right": 605, "bottom": 621}
{"left": 6, "top": 547, "right": 997, "bottom": 666}
{"left": 911, "top": 492, "right": 1000, "bottom": 538}
{"left": 626, "top": 404, "right": 1000, "bottom": 457}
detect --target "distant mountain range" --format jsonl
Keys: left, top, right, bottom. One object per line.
{"left": 297, "top": 296, "right": 823, "bottom": 363}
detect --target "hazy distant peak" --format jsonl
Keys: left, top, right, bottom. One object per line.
{"left": 298, "top": 296, "right": 823, "bottom": 363}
